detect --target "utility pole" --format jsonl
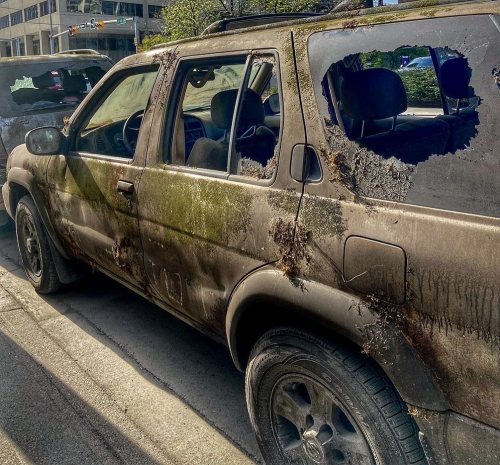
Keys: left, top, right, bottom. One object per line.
{"left": 134, "top": 16, "right": 140, "bottom": 53}
{"left": 48, "top": 0, "right": 55, "bottom": 53}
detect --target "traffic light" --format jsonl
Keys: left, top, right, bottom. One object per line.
{"left": 68, "top": 25, "right": 78, "bottom": 36}
{"left": 96, "top": 21, "right": 105, "bottom": 29}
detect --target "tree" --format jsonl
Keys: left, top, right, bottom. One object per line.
{"left": 141, "top": 0, "right": 375, "bottom": 46}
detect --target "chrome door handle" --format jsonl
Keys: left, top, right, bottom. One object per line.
{"left": 117, "top": 180, "right": 134, "bottom": 195}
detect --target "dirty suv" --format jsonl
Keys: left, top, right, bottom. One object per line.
{"left": 3, "top": 1, "right": 499, "bottom": 464}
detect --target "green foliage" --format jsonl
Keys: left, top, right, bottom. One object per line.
{"left": 158, "top": 0, "right": 336, "bottom": 42}
{"left": 161, "top": 0, "right": 223, "bottom": 41}
{"left": 140, "top": 34, "right": 169, "bottom": 51}
{"left": 399, "top": 68, "right": 441, "bottom": 107}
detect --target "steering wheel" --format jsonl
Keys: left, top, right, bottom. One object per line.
{"left": 123, "top": 109, "right": 144, "bottom": 155}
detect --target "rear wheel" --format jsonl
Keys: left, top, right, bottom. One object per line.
{"left": 16, "top": 195, "right": 62, "bottom": 294}
{"left": 246, "top": 328, "right": 427, "bottom": 465}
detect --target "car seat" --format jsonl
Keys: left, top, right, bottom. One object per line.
{"left": 437, "top": 57, "right": 479, "bottom": 153}
{"left": 340, "top": 68, "right": 450, "bottom": 164}
{"left": 187, "top": 89, "right": 275, "bottom": 170}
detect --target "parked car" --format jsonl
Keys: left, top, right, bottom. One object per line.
{"left": 399, "top": 56, "right": 433, "bottom": 71}
{"left": 0, "top": 52, "right": 112, "bottom": 226}
{"left": 3, "top": 1, "right": 499, "bottom": 464}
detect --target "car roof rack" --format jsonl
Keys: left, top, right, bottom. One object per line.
{"left": 202, "top": 12, "right": 322, "bottom": 35}
{"left": 56, "top": 49, "right": 101, "bottom": 55}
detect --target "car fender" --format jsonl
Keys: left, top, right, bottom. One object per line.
{"left": 226, "top": 265, "right": 449, "bottom": 411}
{"left": 6, "top": 165, "right": 70, "bottom": 260}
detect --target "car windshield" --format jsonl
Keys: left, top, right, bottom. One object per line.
{"left": 0, "top": 59, "right": 111, "bottom": 117}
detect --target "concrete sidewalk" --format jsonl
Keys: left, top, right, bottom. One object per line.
{"left": 0, "top": 245, "right": 257, "bottom": 465}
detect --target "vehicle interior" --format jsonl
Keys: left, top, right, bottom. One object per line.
{"left": 322, "top": 46, "right": 480, "bottom": 164}
{"left": 170, "top": 55, "right": 281, "bottom": 178}
{"left": 10, "top": 65, "right": 106, "bottom": 109}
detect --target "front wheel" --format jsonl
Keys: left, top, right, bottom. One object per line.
{"left": 246, "top": 328, "right": 427, "bottom": 465}
{"left": 16, "top": 195, "right": 62, "bottom": 294}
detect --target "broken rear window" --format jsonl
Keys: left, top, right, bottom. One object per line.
{"left": 0, "top": 59, "right": 110, "bottom": 117}
{"left": 308, "top": 16, "right": 500, "bottom": 218}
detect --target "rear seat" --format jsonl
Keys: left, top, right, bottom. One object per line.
{"left": 340, "top": 68, "right": 450, "bottom": 164}
{"left": 437, "top": 57, "right": 479, "bottom": 153}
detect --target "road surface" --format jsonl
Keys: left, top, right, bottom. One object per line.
{"left": 0, "top": 224, "right": 261, "bottom": 465}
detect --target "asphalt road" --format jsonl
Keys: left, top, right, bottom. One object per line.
{"left": 0, "top": 224, "right": 262, "bottom": 465}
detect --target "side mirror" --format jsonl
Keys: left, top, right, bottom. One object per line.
{"left": 26, "top": 127, "right": 63, "bottom": 155}
{"left": 290, "top": 144, "right": 322, "bottom": 183}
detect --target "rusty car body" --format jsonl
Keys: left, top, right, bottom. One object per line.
{"left": 0, "top": 52, "right": 112, "bottom": 225}
{"left": 2, "top": 1, "right": 499, "bottom": 464}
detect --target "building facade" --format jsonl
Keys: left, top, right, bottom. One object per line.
{"left": 0, "top": 0, "right": 165, "bottom": 62}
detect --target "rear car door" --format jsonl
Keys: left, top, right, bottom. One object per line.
{"left": 138, "top": 37, "right": 307, "bottom": 337}
{"left": 46, "top": 63, "right": 161, "bottom": 289}
{"left": 297, "top": 12, "right": 500, "bottom": 439}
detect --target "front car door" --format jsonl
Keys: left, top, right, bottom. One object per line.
{"left": 46, "top": 62, "right": 161, "bottom": 289}
{"left": 138, "top": 33, "right": 307, "bottom": 337}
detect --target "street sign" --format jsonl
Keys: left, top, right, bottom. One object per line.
{"left": 117, "top": 17, "right": 126, "bottom": 25}
{"left": 90, "top": 18, "right": 96, "bottom": 29}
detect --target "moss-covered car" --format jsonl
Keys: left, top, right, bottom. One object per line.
{"left": 2, "top": 1, "right": 499, "bottom": 464}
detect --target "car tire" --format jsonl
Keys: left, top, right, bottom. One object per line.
{"left": 246, "top": 328, "right": 428, "bottom": 465}
{"left": 16, "top": 195, "right": 62, "bottom": 294}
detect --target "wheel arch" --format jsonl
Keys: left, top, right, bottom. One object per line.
{"left": 7, "top": 167, "right": 70, "bottom": 260}
{"left": 226, "top": 266, "right": 449, "bottom": 411}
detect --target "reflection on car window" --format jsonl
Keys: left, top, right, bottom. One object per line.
{"left": 76, "top": 67, "right": 158, "bottom": 158}
{"left": 84, "top": 72, "right": 157, "bottom": 130}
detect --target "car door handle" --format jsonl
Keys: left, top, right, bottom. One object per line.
{"left": 117, "top": 180, "right": 135, "bottom": 195}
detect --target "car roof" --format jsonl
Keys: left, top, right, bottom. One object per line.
{"left": 136, "top": 0, "right": 498, "bottom": 63}
{"left": 0, "top": 53, "right": 111, "bottom": 65}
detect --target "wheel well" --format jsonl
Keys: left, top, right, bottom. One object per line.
{"left": 10, "top": 184, "right": 30, "bottom": 215}
{"left": 233, "top": 296, "right": 362, "bottom": 371}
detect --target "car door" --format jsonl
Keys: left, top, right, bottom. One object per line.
{"left": 138, "top": 38, "right": 307, "bottom": 337}
{"left": 297, "top": 15, "right": 500, "bottom": 432}
{"left": 46, "top": 64, "right": 161, "bottom": 289}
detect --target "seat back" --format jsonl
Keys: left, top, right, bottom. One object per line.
{"left": 340, "top": 68, "right": 449, "bottom": 163}
{"left": 187, "top": 88, "right": 275, "bottom": 169}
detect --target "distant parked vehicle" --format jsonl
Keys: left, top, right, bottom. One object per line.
{"left": 0, "top": 51, "right": 112, "bottom": 226}
{"left": 400, "top": 56, "right": 433, "bottom": 71}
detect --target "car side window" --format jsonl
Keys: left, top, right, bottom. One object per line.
{"left": 308, "top": 16, "right": 499, "bottom": 218}
{"left": 169, "top": 57, "right": 247, "bottom": 171}
{"left": 74, "top": 66, "right": 159, "bottom": 158}
{"left": 168, "top": 52, "right": 281, "bottom": 180}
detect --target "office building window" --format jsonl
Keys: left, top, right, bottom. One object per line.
{"left": 10, "top": 11, "right": 23, "bottom": 26}
{"left": 0, "top": 15, "right": 9, "bottom": 30}
{"left": 40, "top": 0, "right": 57, "bottom": 16}
{"left": 149, "top": 5, "right": 162, "bottom": 18}
{"left": 24, "top": 5, "right": 39, "bottom": 21}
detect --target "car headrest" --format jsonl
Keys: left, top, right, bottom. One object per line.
{"left": 212, "top": 89, "right": 264, "bottom": 130}
{"left": 439, "top": 57, "right": 472, "bottom": 99}
{"left": 85, "top": 66, "right": 106, "bottom": 86}
{"left": 64, "top": 75, "right": 87, "bottom": 94}
{"left": 341, "top": 68, "right": 407, "bottom": 121}
{"left": 32, "top": 72, "right": 55, "bottom": 89}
